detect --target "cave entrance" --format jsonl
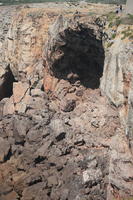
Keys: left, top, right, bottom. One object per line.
{"left": 49, "top": 24, "right": 105, "bottom": 89}
{"left": 0, "top": 65, "right": 16, "bottom": 101}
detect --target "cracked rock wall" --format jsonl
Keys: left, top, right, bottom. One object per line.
{"left": 0, "top": 5, "right": 133, "bottom": 200}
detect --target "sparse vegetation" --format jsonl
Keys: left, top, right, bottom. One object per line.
{"left": 115, "top": 18, "right": 121, "bottom": 26}
{"left": 106, "top": 11, "right": 116, "bottom": 22}
{"left": 121, "top": 27, "right": 133, "bottom": 40}
{"left": 105, "top": 12, "right": 122, "bottom": 28}
{"left": 112, "top": 33, "right": 116, "bottom": 39}
{"left": 27, "top": 10, "right": 44, "bottom": 19}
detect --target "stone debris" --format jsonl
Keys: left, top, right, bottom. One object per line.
{"left": 0, "top": 3, "right": 133, "bottom": 200}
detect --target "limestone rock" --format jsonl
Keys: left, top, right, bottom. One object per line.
{"left": 3, "top": 96, "right": 15, "bottom": 116}
{"left": 5, "top": 9, "right": 56, "bottom": 82}
{"left": 0, "top": 138, "right": 10, "bottom": 163}
{"left": 13, "top": 82, "right": 29, "bottom": 104}
{"left": 100, "top": 35, "right": 133, "bottom": 146}
{"left": 31, "top": 88, "right": 45, "bottom": 98}
{"left": 0, "top": 5, "right": 133, "bottom": 200}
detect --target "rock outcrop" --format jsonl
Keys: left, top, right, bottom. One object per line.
{"left": 0, "top": 6, "right": 16, "bottom": 101}
{"left": 100, "top": 26, "right": 133, "bottom": 149}
{"left": 0, "top": 4, "right": 133, "bottom": 200}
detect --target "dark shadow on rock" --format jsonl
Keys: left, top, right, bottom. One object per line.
{"left": 0, "top": 65, "right": 16, "bottom": 101}
{"left": 46, "top": 20, "right": 105, "bottom": 89}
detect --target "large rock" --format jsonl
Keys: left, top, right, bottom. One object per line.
{"left": 100, "top": 34, "right": 133, "bottom": 147}
{"left": 13, "top": 82, "right": 29, "bottom": 104}
{"left": 3, "top": 96, "right": 15, "bottom": 116}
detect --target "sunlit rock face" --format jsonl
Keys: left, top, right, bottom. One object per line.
{"left": 126, "top": 0, "right": 133, "bottom": 14}
{"left": 100, "top": 34, "right": 133, "bottom": 148}
{"left": 0, "top": 5, "right": 133, "bottom": 200}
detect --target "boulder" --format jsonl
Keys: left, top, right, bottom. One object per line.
{"left": 3, "top": 96, "right": 15, "bottom": 116}
{"left": 13, "top": 82, "right": 29, "bottom": 104}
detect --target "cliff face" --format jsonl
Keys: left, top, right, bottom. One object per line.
{"left": 5, "top": 8, "right": 57, "bottom": 82}
{"left": 0, "top": 4, "right": 133, "bottom": 200}
{"left": 100, "top": 26, "right": 133, "bottom": 149}
{"left": 0, "top": 6, "right": 16, "bottom": 101}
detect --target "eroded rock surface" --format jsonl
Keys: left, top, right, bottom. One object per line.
{"left": 44, "top": 15, "right": 104, "bottom": 91}
{"left": 100, "top": 27, "right": 133, "bottom": 149}
{"left": 0, "top": 88, "right": 131, "bottom": 200}
{"left": 0, "top": 6, "right": 16, "bottom": 101}
{"left": 0, "top": 4, "right": 133, "bottom": 200}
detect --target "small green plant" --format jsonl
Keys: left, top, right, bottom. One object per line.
{"left": 108, "top": 21, "right": 113, "bottom": 28}
{"left": 112, "top": 33, "right": 116, "bottom": 39}
{"left": 107, "top": 15, "right": 121, "bottom": 28}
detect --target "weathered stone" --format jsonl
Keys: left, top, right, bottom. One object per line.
{"left": 50, "top": 119, "right": 66, "bottom": 139}
{"left": 0, "top": 191, "right": 19, "bottom": 200}
{"left": 36, "top": 140, "right": 52, "bottom": 157}
{"left": 13, "top": 115, "right": 32, "bottom": 137}
{"left": 83, "top": 169, "right": 102, "bottom": 185}
{"left": 0, "top": 184, "right": 12, "bottom": 196}
{"left": 13, "top": 82, "right": 29, "bottom": 104}
{"left": 22, "top": 183, "right": 49, "bottom": 200}
{"left": 60, "top": 99, "right": 76, "bottom": 112}
{"left": 31, "top": 88, "right": 45, "bottom": 98}
{"left": 100, "top": 35, "right": 133, "bottom": 145}
{"left": 0, "top": 138, "right": 10, "bottom": 163}
{"left": 47, "top": 175, "right": 58, "bottom": 186}
{"left": 0, "top": 5, "right": 133, "bottom": 200}
{"left": 3, "top": 96, "right": 15, "bottom": 116}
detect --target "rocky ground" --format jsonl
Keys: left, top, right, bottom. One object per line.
{"left": 0, "top": 2, "right": 133, "bottom": 200}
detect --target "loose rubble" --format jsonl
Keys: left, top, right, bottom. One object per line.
{"left": 0, "top": 3, "right": 133, "bottom": 200}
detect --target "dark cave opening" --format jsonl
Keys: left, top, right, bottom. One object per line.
{"left": 50, "top": 25, "right": 105, "bottom": 89}
{"left": 0, "top": 65, "right": 16, "bottom": 101}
